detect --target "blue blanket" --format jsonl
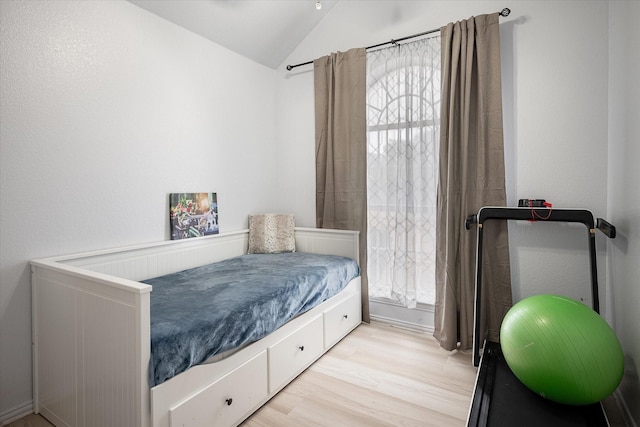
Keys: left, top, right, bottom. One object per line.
{"left": 144, "top": 252, "right": 360, "bottom": 387}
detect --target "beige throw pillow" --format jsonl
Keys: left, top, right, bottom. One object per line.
{"left": 248, "top": 214, "right": 296, "bottom": 254}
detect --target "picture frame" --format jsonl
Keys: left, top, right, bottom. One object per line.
{"left": 169, "top": 193, "right": 219, "bottom": 240}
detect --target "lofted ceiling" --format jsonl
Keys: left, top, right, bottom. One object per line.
{"left": 128, "top": 0, "right": 338, "bottom": 69}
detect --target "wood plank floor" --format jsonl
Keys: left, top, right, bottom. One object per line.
{"left": 4, "top": 414, "right": 53, "bottom": 427}
{"left": 240, "top": 322, "right": 478, "bottom": 427}
{"left": 9, "top": 321, "right": 628, "bottom": 426}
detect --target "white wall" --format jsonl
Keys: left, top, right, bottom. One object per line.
{"left": 502, "top": 1, "right": 609, "bottom": 308}
{"left": 0, "top": 0, "right": 278, "bottom": 420}
{"left": 608, "top": 1, "right": 640, "bottom": 424}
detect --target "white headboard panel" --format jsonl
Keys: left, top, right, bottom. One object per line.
{"left": 31, "top": 227, "right": 359, "bottom": 283}
{"left": 35, "top": 230, "right": 250, "bottom": 282}
{"left": 294, "top": 227, "right": 359, "bottom": 261}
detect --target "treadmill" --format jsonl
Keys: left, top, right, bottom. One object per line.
{"left": 465, "top": 206, "right": 617, "bottom": 427}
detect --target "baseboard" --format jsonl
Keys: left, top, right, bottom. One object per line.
{"left": 369, "top": 313, "right": 435, "bottom": 334}
{"left": 1, "top": 401, "right": 33, "bottom": 426}
{"left": 614, "top": 389, "right": 638, "bottom": 427}
{"left": 369, "top": 298, "right": 435, "bottom": 335}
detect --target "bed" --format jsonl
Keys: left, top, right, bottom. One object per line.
{"left": 31, "top": 227, "right": 362, "bottom": 427}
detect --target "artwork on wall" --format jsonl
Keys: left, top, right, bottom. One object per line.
{"left": 169, "top": 193, "right": 219, "bottom": 240}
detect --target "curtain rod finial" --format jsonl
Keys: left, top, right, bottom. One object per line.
{"left": 500, "top": 8, "right": 510, "bottom": 17}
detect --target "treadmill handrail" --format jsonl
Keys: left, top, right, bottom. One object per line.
{"left": 466, "top": 208, "right": 617, "bottom": 238}
{"left": 471, "top": 207, "right": 603, "bottom": 367}
{"left": 477, "top": 206, "right": 595, "bottom": 228}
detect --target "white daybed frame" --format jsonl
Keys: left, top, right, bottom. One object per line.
{"left": 31, "top": 227, "right": 361, "bottom": 427}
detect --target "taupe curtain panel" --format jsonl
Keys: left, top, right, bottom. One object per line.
{"left": 314, "top": 48, "right": 370, "bottom": 322}
{"left": 434, "top": 13, "right": 512, "bottom": 351}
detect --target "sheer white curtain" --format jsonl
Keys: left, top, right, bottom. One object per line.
{"left": 366, "top": 36, "right": 441, "bottom": 308}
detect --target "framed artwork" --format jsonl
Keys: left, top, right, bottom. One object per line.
{"left": 169, "top": 193, "right": 219, "bottom": 240}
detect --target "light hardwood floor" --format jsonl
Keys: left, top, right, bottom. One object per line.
{"left": 241, "top": 322, "right": 478, "bottom": 427}
{"left": 8, "top": 322, "right": 628, "bottom": 426}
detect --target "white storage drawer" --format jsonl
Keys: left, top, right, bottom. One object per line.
{"left": 169, "top": 351, "right": 268, "bottom": 427}
{"left": 323, "top": 292, "right": 361, "bottom": 348}
{"left": 268, "top": 315, "right": 323, "bottom": 393}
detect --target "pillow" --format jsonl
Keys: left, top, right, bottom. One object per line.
{"left": 248, "top": 214, "right": 296, "bottom": 254}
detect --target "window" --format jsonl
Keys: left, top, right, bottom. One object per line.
{"left": 366, "top": 36, "right": 441, "bottom": 307}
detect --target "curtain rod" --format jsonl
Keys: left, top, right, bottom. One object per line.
{"left": 285, "top": 7, "right": 511, "bottom": 71}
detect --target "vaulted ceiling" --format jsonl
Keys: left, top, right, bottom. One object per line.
{"left": 128, "top": 0, "right": 338, "bottom": 69}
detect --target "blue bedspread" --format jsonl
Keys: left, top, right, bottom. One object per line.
{"left": 144, "top": 252, "right": 360, "bottom": 387}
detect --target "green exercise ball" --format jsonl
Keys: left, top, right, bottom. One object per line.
{"left": 500, "top": 294, "right": 624, "bottom": 405}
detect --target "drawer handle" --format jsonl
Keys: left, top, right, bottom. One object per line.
{"left": 299, "top": 345, "right": 305, "bottom": 351}
{"left": 226, "top": 398, "right": 233, "bottom": 406}
{"left": 343, "top": 314, "right": 348, "bottom": 319}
